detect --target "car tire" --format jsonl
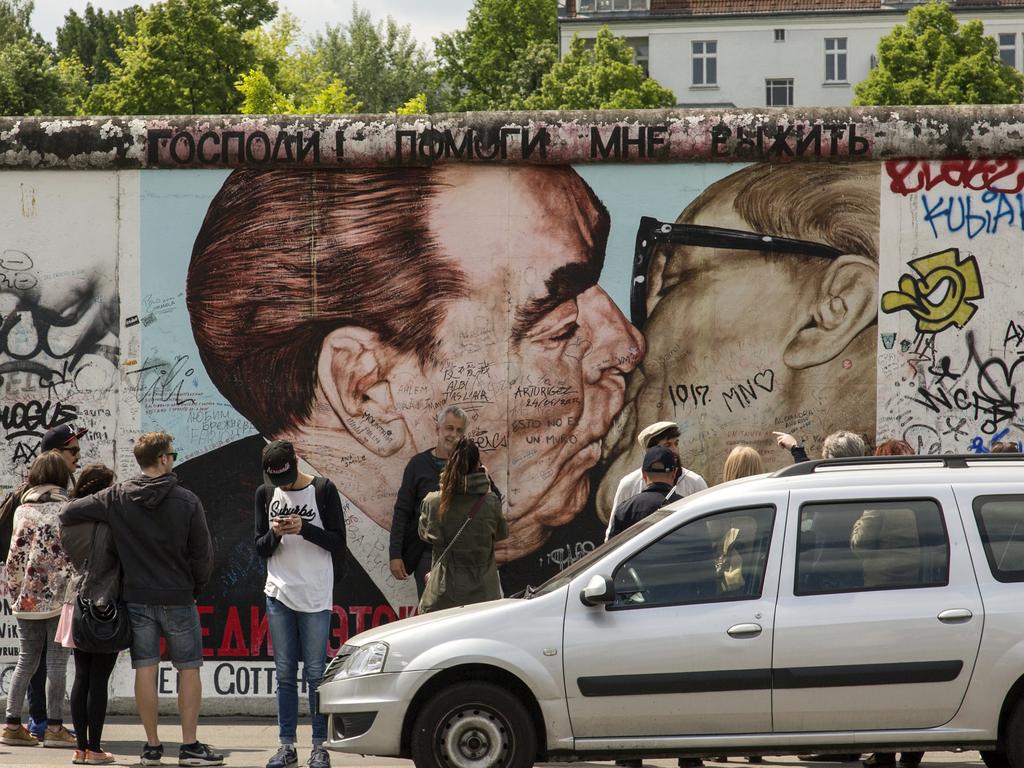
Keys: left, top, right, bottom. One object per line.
{"left": 1004, "top": 700, "right": 1024, "bottom": 768}
{"left": 410, "top": 681, "right": 537, "bottom": 768}
{"left": 982, "top": 750, "right": 1010, "bottom": 768}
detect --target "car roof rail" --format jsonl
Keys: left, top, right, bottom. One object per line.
{"left": 772, "top": 453, "right": 1024, "bottom": 478}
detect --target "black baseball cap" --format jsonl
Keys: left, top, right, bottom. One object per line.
{"left": 41, "top": 424, "right": 88, "bottom": 452}
{"left": 262, "top": 440, "right": 298, "bottom": 487}
{"left": 642, "top": 445, "right": 680, "bottom": 474}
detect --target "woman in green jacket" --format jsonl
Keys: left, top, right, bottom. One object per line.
{"left": 418, "top": 438, "right": 507, "bottom": 613}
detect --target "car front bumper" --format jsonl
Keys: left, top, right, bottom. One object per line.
{"left": 318, "top": 669, "right": 435, "bottom": 756}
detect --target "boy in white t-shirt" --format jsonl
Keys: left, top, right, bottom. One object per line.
{"left": 255, "top": 441, "right": 346, "bottom": 768}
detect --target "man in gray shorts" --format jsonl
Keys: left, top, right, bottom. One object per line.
{"left": 61, "top": 432, "right": 222, "bottom": 766}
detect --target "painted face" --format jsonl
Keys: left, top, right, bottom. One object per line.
{"left": 400, "top": 167, "right": 644, "bottom": 561}
{"left": 435, "top": 412, "right": 467, "bottom": 456}
{"left": 600, "top": 195, "right": 852, "bottom": 510}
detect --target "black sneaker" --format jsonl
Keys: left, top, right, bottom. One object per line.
{"left": 178, "top": 742, "right": 225, "bottom": 766}
{"left": 307, "top": 746, "right": 330, "bottom": 768}
{"left": 267, "top": 744, "right": 299, "bottom": 768}
{"left": 141, "top": 743, "right": 164, "bottom": 766}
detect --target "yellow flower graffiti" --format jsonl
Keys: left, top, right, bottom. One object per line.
{"left": 880, "top": 248, "right": 984, "bottom": 334}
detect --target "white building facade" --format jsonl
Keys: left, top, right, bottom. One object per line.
{"left": 558, "top": 0, "right": 1024, "bottom": 107}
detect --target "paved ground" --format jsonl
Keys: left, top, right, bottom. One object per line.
{"left": 0, "top": 717, "right": 993, "bottom": 768}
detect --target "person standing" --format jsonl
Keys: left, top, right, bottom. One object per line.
{"left": 418, "top": 438, "right": 506, "bottom": 614}
{"left": 255, "top": 440, "right": 346, "bottom": 768}
{"left": 607, "top": 446, "right": 685, "bottom": 540}
{"left": 0, "top": 424, "right": 87, "bottom": 742}
{"left": 60, "top": 432, "right": 222, "bottom": 767}
{"left": 1, "top": 450, "right": 76, "bottom": 748}
{"left": 58, "top": 463, "right": 120, "bottom": 765}
{"left": 607, "top": 421, "right": 706, "bottom": 539}
{"left": 390, "top": 406, "right": 468, "bottom": 597}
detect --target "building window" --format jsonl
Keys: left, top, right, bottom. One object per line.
{"left": 825, "top": 37, "right": 847, "bottom": 82}
{"left": 766, "top": 78, "right": 793, "bottom": 106}
{"left": 692, "top": 40, "right": 717, "bottom": 86}
{"left": 774, "top": 29, "right": 786, "bottom": 42}
{"left": 578, "top": 0, "right": 650, "bottom": 9}
{"left": 626, "top": 37, "right": 650, "bottom": 77}
{"left": 999, "top": 33, "right": 1017, "bottom": 68}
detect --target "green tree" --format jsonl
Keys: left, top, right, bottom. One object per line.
{"left": 313, "top": 3, "right": 434, "bottom": 113}
{"left": 236, "top": 68, "right": 361, "bottom": 113}
{"left": 86, "top": 0, "right": 277, "bottom": 115}
{"left": 396, "top": 92, "right": 428, "bottom": 114}
{"left": 526, "top": 27, "right": 674, "bottom": 110}
{"left": 0, "top": 0, "right": 79, "bottom": 115}
{"left": 434, "top": 0, "right": 557, "bottom": 111}
{"left": 56, "top": 4, "right": 140, "bottom": 86}
{"left": 855, "top": 0, "right": 1024, "bottom": 105}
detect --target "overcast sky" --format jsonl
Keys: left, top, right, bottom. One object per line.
{"left": 31, "top": 0, "right": 476, "bottom": 46}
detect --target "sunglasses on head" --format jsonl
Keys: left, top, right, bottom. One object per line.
{"left": 630, "top": 216, "right": 844, "bottom": 330}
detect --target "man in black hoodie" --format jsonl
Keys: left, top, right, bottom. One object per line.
{"left": 61, "top": 432, "right": 222, "bottom": 767}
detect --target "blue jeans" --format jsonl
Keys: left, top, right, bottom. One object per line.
{"left": 266, "top": 597, "right": 330, "bottom": 746}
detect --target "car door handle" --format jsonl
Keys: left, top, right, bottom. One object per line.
{"left": 937, "top": 609, "right": 974, "bottom": 623}
{"left": 727, "top": 623, "right": 763, "bottom": 638}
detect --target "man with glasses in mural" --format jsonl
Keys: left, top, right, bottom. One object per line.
{"left": 599, "top": 163, "right": 879, "bottom": 518}
{"left": 181, "top": 165, "right": 645, "bottom": 618}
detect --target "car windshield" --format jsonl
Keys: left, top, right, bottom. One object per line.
{"left": 528, "top": 508, "right": 674, "bottom": 598}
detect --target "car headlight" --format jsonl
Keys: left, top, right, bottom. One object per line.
{"left": 336, "top": 641, "right": 388, "bottom": 678}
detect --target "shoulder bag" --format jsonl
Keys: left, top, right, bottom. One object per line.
{"left": 71, "top": 523, "right": 131, "bottom": 654}
{"left": 424, "top": 494, "right": 487, "bottom": 585}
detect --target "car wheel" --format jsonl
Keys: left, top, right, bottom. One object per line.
{"left": 982, "top": 750, "right": 1010, "bottom": 768}
{"left": 410, "top": 681, "right": 537, "bottom": 768}
{"left": 1004, "top": 700, "right": 1024, "bottom": 768}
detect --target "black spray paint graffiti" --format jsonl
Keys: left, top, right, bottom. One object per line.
{"left": 667, "top": 370, "right": 776, "bottom": 415}
{"left": 125, "top": 355, "right": 197, "bottom": 407}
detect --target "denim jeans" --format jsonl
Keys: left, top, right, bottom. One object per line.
{"left": 266, "top": 597, "right": 330, "bottom": 746}
{"left": 5, "top": 618, "right": 69, "bottom": 725}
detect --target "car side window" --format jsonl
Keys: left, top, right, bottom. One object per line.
{"left": 795, "top": 499, "right": 949, "bottom": 596}
{"left": 974, "top": 495, "right": 1024, "bottom": 582}
{"left": 611, "top": 506, "right": 774, "bottom": 609}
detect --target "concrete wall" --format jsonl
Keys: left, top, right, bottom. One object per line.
{"left": 0, "top": 108, "right": 1022, "bottom": 713}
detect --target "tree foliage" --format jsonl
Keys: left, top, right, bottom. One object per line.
{"left": 0, "top": 0, "right": 82, "bottom": 115}
{"left": 855, "top": 0, "right": 1024, "bottom": 105}
{"left": 56, "top": 3, "right": 140, "bottom": 86}
{"left": 434, "top": 0, "right": 558, "bottom": 110}
{"left": 313, "top": 3, "right": 434, "bottom": 113}
{"left": 86, "top": 0, "right": 277, "bottom": 115}
{"left": 526, "top": 27, "right": 674, "bottom": 110}
{"left": 236, "top": 67, "right": 361, "bottom": 113}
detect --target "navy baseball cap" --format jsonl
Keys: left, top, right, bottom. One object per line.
{"left": 41, "top": 424, "right": 87, "bottom": 452}
{"left": 642, "top": 445, "right": 679, "bottom": 474}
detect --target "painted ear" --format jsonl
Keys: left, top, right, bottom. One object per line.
{"left": 316, "top": 327, "right": 407, "bottom": 457}
{"left": 783, "top": 254, "right": 877, "bottom": 370}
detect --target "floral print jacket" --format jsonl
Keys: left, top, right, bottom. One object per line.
{"left": 5, "top": 484, "right": 74, "bottom": 619}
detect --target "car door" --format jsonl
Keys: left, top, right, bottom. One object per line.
{"left": 563, "top": 492, "right": 786, "bottom": 740}
{"left": 772, "top": 484, "right": 983, "bottom": 732}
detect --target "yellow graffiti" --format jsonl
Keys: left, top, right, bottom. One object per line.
{"left": 880, "top": 248, "right": 984, "bottom": 334}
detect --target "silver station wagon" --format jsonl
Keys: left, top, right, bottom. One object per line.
{"left": 318, "top": 455, "right": 1024, "bottom": 768}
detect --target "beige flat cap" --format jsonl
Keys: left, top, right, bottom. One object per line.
{"left": 636, "top": 421, "right": 680, "bottom": 448}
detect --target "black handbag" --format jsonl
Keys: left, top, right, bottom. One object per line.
{"left": 71, "top": 524, "right": 131, "bottom": 654}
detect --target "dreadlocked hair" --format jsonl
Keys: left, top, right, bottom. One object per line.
{"left": 438, "top": 438, "right": 481, "bottom": 521}
{"left": 73, "top": 464, "right": 115, "bottom": 498}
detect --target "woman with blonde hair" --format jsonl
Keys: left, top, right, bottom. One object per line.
{"left": 418, "top": 438, "right": 506, "bottom": 613}
{"left": 723, "top": 445, "right": 764, "bottom": 483}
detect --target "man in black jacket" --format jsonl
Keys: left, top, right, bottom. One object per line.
{"left": 389, "top": 405, "right": 467, "bottom": 596}
{"left": 606, "top": 446, "right": 682, "bottom": 540}
{"left": 61, "top": 432, "right": 222, "bottom": 767}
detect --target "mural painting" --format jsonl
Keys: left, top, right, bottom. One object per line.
{"left": 1, "top": 116, "right": 1024, "bottom": 709}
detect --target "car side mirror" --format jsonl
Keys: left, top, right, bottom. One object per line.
{"left": 580, "top": 575, "right": 615, "bottom": 606}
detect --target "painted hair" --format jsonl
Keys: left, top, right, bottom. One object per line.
{"left": 74, "top": 464, "right": 115, "bottom": 498}
{"left": 27, "top": 450, "right": 71, "bottom": 489}
{"left": 874, "top": 439, "right": 914, "bottom": 456}
{"left": 990, "top": 441, "right": 1021, "bottom": 454}
{"left": 438, "top": 437, "right": 481, "bottom": 521}
{"left": 722, "top": 445, "right": 764, "bottom": 482}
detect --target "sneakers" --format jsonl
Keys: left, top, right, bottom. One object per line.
{"left": 307, "top": 746, "right": 331, "bottom": 768}
{"left": 141, "top": 743, "right": 164, "bottom": 765}
{"left": 43, "top": 725, "right": 78, "bottom": 748}
{"left": 74, "top": 750, "right": 88, "bottom": 764}
{"left": 85, "top": 749, "right": 116, "bottom": 765}
{"left": 27, "top": 716, "right": 47, "bottom": 740}
{"left": 179, "top": 741, "right": 225, "bottom": 766}
{"left": 1, "top": 723, "right": 39, "bottom": 746}
{"left": 267, "top": 744, "right": 299, "bottom": 768}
